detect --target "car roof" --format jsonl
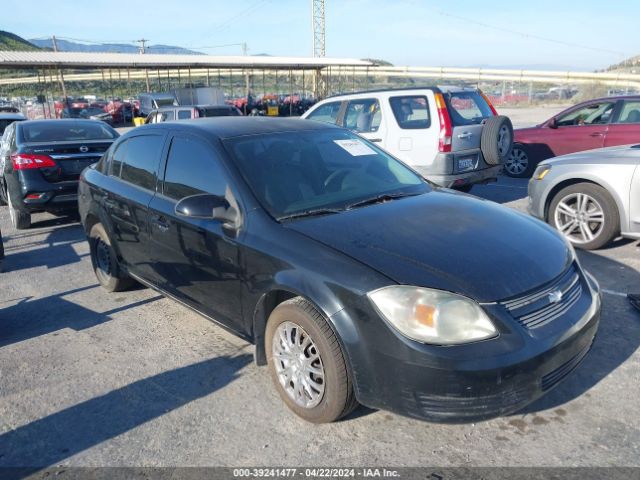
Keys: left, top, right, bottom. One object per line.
{"left": 131, "top": 117, "right": 338, "bottom": 139}
{"left": 323, "top": 85, "right": 478, "bottom": 100}
{"left": 0, "top": 113, "right": 25, "bottom": 120}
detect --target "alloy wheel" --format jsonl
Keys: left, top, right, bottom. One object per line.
{"left": 272, "top": 321, "right": 325, "bottom": 409}
{"left": 554, "top": 192, "right": 605, "bottom": 244}
{"left": 505, "top": 148, "right": 529, "bottom": 175}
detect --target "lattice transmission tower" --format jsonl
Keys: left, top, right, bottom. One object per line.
{"left": 311, "top": 0, "right": 325, "bottom": 57}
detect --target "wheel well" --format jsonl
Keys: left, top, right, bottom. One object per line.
{"left": 252, "top": 289, "right": 297, "bottom": 366}
{"left": 544, "top": 178, "right": 601, "bottom": 221}
{"left": 83, "top": 213, "right": 100, "bottom": 235}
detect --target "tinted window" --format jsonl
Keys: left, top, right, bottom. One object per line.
{"left": 163, "top": 136, "right": 227, "bottom": 200}
{"left": 159, "top": 111, "right": 175, "bottom": 122}
{"left": 226, "top": 129, "right": 426, "bottom": 219}
{"left": 0, "top": 119, "right": 18, "bottom": 135}
{"left": 306, "top": 101, "right": 342, "bottom": 124}
{"left": 110, "top": 141, "right": 127, "bottom": 177}
{"left": 444, "top": 91, "right": 494, "bottom": 126}
{"left": 343, "top": 99, "right": 381, "bottom": 133}
{"left": 389, "top": 96, "right": 431, "bottom": 129}
{"left": 20, "top": 122, "right": 118, "bottom": 142}
{"left": 119, "top": 135, "right": 165, "bottom": 190}
{"left": 197, "top": 107, "right": 240, "bottom": 117}
{"left": 177, "top": 110, "right": 192, "bottom": 120}
{"left": 557, "top": 102, "right": 614, "bottom": 126}
{"left": 616, "top": 101, "right": 640, "bottom": 123}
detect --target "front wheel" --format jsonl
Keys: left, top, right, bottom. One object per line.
{"left": 504, "top": 144, "right": 535, "bottom": 178}
{"left": 266, "top": 297, "right": 358, "bottom": 423}
{"left": 548, "top": 183, "right": 619, "bottom": 250}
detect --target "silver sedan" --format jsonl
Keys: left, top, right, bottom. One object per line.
{"left": 528, "top": 144, "right": 640, "bottom": 250}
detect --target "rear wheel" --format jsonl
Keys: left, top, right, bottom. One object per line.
{"left": 504, "top": 144, "right": 535, "bottom": 178}
{"left": 7, "top": 185, "right": 31, "bottom": 230}
{"left": 549, "top": 183, "right": 619, "bottom": 250}
{"left": 266, "top": 297, "right": 358, "bottom": 423}
{"left": 89, "top": 223, "right": 134, "bottom": 292}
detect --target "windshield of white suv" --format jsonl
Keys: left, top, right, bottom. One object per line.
{"left": 444, "top": 91, "right": 494, "bottom": 126}
{"left": 226, "top": 129, "right": 429, "bottom": 220}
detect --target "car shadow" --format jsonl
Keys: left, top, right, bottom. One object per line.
{"left": 0, "top": 285, "right": 162, "bottom": 348}
{"left": 28, "top": 212, "right": 80, "bottom": 230}
{"left": 471, "top": 175, "right": 529, "bottom": 204}
{"left": 515, "top": 249, "right": 640, "bottom": 415}
{"left": 2, "top": 224, "right": 86, "bottom": 272}
{"left": 0, "top": 353, "right": 252, "bottom": 474}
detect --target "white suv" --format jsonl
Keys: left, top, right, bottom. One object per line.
{"left": 301, "top": 87, "right": 513, "bottom": 190}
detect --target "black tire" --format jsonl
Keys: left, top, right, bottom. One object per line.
{"left": 481, "top": 115, "right": 514, "bottom": 166}
{"left": 6, "top": 182, "right": 30, "bottom": 230}
{"left": 89, "top": 223, "right": 134, "bottom": 292}
{"left": 504, "top": 144, "right": 536, "bottom": 178}
{"left": 0, "top": 179, "right": 7, "bottom": 207}
{"left": 266, "top": 297, "right": 358, "bottom": 423}
{"left": 548, "top": 183, "right": 619, "bottom": 250}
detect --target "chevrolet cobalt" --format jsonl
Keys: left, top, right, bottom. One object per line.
{"left": 78, "top": 118, "right": 600, "bottom": 423}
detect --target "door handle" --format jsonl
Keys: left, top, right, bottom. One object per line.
{"left": 369, "top": 138, "right": 382, "bottom": 142}
{"left": 151, "top": 215, "right": 170, "bottom": 232}
{"left": 457, "top": 132, "right": 473, "bottom": 139}
{"left": 589, "top": 132, "right": 604, "bottom": 137}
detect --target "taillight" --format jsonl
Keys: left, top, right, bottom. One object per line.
{"left": 435, "top": 93, "right": 452, "bottom": 153}
{"left": 11, "top": 153, "right": 57, "bottom": 170}
{"left": 479, "top": 90, "right": 498, "bottom": 116}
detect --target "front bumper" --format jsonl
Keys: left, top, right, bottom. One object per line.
{"left": 331, "top": 268, "right": 601, "bottom": 422}
{"left": 413, "top": 149, "right": 502, "bottom": 188}
{"left": 527, "top": 174, "right": 547, "bottom": 219}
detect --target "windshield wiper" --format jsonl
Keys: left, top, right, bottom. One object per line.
{"left": 277, "top": 208, "right": 344, "bottom": 222}
{"left": 345, "top": 192, "right": 421, "bottom": 210}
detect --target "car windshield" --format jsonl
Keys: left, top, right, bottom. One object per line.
{"left": 20, "top": 122, "right": 118, "bottom": 142}
{"left": 225, "top": 129, "right": 429, "bottom": 220}
{"left": 444, "top": 91, "right": 494, "bottom": 126}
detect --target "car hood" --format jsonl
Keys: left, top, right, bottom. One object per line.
{"left": 540, "top": 144, "right": 640, "bottom": 167}
{"left": 286, "top": 190, "right": 572, "bottom": 302}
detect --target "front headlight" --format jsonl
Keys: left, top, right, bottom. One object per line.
{"left": 368, "top": 286, "right": 498, "bottom": 345}
{"left": 534, "top": 165, "right": 551, "bottom": 180}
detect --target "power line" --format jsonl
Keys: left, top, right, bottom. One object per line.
{"left": 433, "top": 9, "right": 626, "bottom": 59}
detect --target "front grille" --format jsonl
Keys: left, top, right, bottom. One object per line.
{"left": 501, "top": 265, "right": 582, "bottom": 330}
{"left": 541, "top": 340, "right": 592, "bottom": 391}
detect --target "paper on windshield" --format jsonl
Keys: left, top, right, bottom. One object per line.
{"left": 333, "top": 139, "right": 376, "bottom": 156}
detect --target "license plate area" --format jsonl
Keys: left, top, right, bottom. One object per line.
{"left": 457, "top": 156, "right": 477, "bottom": 172}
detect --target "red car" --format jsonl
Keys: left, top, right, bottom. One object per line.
{"left": 505, "top": 95, "right": 640, "bottom": 177}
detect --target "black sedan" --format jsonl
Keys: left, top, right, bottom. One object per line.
{"left": 1, "top": 119, "right": 119, "bottom": 229}
{"left": 78, "top": 118, "right": 601, "bottom": 423}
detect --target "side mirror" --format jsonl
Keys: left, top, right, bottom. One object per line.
{"left": 175, "top": 193, "right": 229, "bottom": 220}
{"left": 548, "top": 117, "right": 558, "bottom": 129}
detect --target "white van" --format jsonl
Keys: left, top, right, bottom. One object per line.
{"left": 301, "top": 87, "right": 513, "bottom": 191}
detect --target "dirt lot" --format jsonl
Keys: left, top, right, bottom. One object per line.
{"left": 0, "top": 174, "right": 638, "bottom": 469}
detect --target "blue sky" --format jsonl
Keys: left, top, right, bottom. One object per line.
{"left": 4, "top": 0, "right": 637, "bottom": 70}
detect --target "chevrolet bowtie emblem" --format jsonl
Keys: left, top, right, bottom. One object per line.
{"left": 548, "top": 290, "right": 563, "bottom": 304}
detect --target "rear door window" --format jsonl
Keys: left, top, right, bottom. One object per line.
{"left": 118, "top": 134, "right": 165, "bottom": 191}
{"left": 444, "top": 91, "right": 494, "bottom": 126}
{"left": 616, "top": 100, "right": 640, "bottom": 123}
{"left": 177, "top": 110, "right": 192, "bottom": 120}
{"left": 343, "top": 98, "right": 381, "bottom": 133}
{"left": 556, "top": 102, "right": 614, "bottom": 126}
{"left": 162, "top": 135, "right": 227, "bottom": 200}
{"left": 306, "top": 101, "right": 342, "bottom": 124}
{"left": 389, "top": 96, "right": 430, "bottom": 129}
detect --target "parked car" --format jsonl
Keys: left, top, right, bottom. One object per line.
{"left": 0, "top": 113, "right": 26, "bottom": 135}
{"left": 137, "top": 92, "right": 178, "bottom": 117}
{"left": 506, "top": 95, "right": 640, "bottom": 177}
{"left": 105, "top": 100, "right": 134, "bottom": 124}
{"left": 61, "top": 107, "right": 113, "bottom": 125}
{"left": 301, "top": 87, "right": 513, "bottom": 191}
{"left": 144, "top": 104, "right": 242, "bottom": 124}
{"left": 528, "top": 143, "right": 640, "bottom": 249}
{"left": 78, "top": 117, "right": 600, "bottom": 423}
{"left": 0, "top": 119, "right": 119, "bottom": 229}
